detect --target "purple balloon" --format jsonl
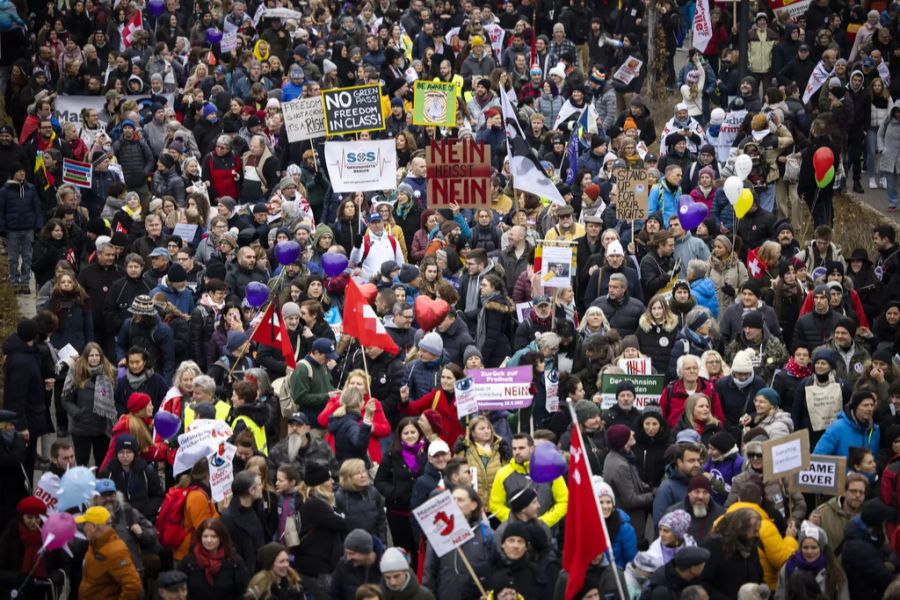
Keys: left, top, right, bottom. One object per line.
{"left": 147, "top": 0, "right": 164, "bottom": 17}
{"left": 322, "top": 253, "right": 349, "bottom": 277}
{"left": 245, "top": 281, "right": 270, "bottom": 308}
{"left": 677, "top": 194, "right": 708, "bottom": 231}
{"left": 206, "top": 27, "right": 223, "bottom": 45}
{"left": 529, "top": 441, "right": 566, "bottom": 483}
{"left": 154, "top": 410, "right": 181, "bottom": 441}
{"left": 274, "top": 240, "right": 301, "bottom": 266}
{"left": 42, "top": 512, "right": 77, "bottom": 551}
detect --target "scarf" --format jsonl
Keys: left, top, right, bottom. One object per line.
{"left": 735, "top": 538, "right": 755, "bottom": 558}
{"left": 193, "top": 544, "right": 225, "bottom": 585}
{"left": 530, "top": 310, "right": 553, "bottom": 331}
{"left": 20, "top": 524, "right": 46, "bottom": 577}
{"left": 785, "top": 549, "right": 825, "bottom": 577}
{"left": 734, "top": 374, "right": 755, "bottom": 389}
{"left": 660, "top": 541, "right": 679, "bottom": 565}
{"left": 126, "top": 368, "right": 151, "bottom": 390}
{"left": 401, "top": 438, "right": 425, "bottom": 474}
{"left": 91, "top": 367, "right": 117, "bottom": 422}
{"left": 784, "top": 357, "right": 812, "bottom": 380}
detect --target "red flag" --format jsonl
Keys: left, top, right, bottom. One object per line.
{"left": 343, "top": 279, "right": 400, "bottom": 355}
{"left": 562, "top": 419, "right": 610, "bottom": 599}
{"left": 747, "top": 247, "right": 765, "bottom": 280}
{"left": 122, "top": 11, "right": 143, "bottom": 48}
{"left": 249, "top": 303, "right": 297, "bottom": 369}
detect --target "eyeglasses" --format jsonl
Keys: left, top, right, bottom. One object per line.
{"left": 747, "top": 452, "right": 763, "bottom": 459}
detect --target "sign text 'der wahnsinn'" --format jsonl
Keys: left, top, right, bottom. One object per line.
{"left": 427, "top": 139, "right": 491, "bottom": 208}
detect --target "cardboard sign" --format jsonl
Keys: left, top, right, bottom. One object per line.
{"left": 616, "top": 168, "right": 649, "bottom": 221}
{"left": 322, "top": 84, "right": 385, "bottom": 135}
{"left": 539, "top": 245, "right": 574, "bottom": 288}
{"left": 413, "top": 81, "right": 457, "bottom": 127}
{"left": 324, "top": 139, "right": 397, "bottom": 193}
{"left": 469, "top": 366, "right": 534, "bottom": 410}
{"left": 600, "top": 373, "right": 665, "bottom": 409}
{"left": 413, "top": 490, "right": 474, "bottom": 557}
{"left": 761, "top": 429, "right": 810, "bottom": 482}
{"left": 455, "top": 377, "right": 479, "bottom": 419}
{"left": 426, "top": 139, "right": 491, "bottom": 208}
{"left": 791, "top": 454, "right": 846, "bottom": 495}
{"left": 283, "top": 97, "right": 327, "bottom": 142}
{"left": 617, "top": 357, "right": 652, "bottom": 375}
{"left": 172, "top": 223, "right": 198, "bottom": 241}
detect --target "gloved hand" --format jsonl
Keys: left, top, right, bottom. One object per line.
{"left": 722, "top": 283, "right": 736, "bottom": 297}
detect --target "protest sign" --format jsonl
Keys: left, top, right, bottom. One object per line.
{"left": 600, "top": 373, "right": 665, "bottom": 409}
{"left": 616, "top": 168, "right": 649, "bottom": 220}
{"left": 804, "top": 383, "right": 843, "bottom": 431}
{"left": 62, "top": 158, "right": 92, "bottom": 188}
{"left": 413, "top": 81, "right": 457, "bottom": 127}
{"left": 613, "top": 57, "right": 643, "bottom": 85}
{"left": 322, "top": 84, "right": 385, "bottom": 135}
{"left": 539, "top": 245, "right": 574, "bottom": 288}
{"left": 283, "top": 97, "right": 326, "bottom": 142}
{"left": 413, "top": 490, "right": 474, "bottom": 557}
{"left": 455, "top": 377, "right": 478, "bottom": 419}
{"left": 515, "top": 302, "right": 532, "bottom": 323}
{"left": 208, "top": 442, "right": 236, "bottom": 502}
{"left": 172, "top": 223, "right": 198, "bottom": 242}
{"left": 762, "top": 429, "right": 810, "bottom": 482}
{"left": 617, "top": 357, "right": 652, "bottom": 375}
{"left": 545, "top": 369, "right": 559, "bottom": 413}
{"left": 426, "top": 139, "right": 491, "bottom": 208}
{"left": 173, "top": 419, "right": 233, "bottom": 475}
{"left": 55, "top": 93, "right": 175, "bottom": 127}
{"left": 792, "top": 455, "right": 846, "bottom": 495}
{"left": 468, "top": 366, "right": 533, "bottom": 410}
{"left": 324, "top": 139, "right": 397, "bottom": 193}
{"left": 220, "top": 30, "right": 237, "bottom": 52}
{"left": 769, "top": 0, "right": 812, "bottom": 19}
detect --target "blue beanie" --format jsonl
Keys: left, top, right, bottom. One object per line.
{"left": 203, "top": 103, "right": 218, "bottom": 118}
{"left": 756, "top": 387, "right": 780, "bottom": 408}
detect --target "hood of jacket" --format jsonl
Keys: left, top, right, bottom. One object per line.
{"left": 1, "top": 333, "right": 31, "bottom": 356}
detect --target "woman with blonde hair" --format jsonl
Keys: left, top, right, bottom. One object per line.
{"left": 318, "top": 369, "right": 391, "bottom": 463}
{"left": 671, "top": 392, "right": 723, "bottom": 444}
{"left": 698, "top": 349, "right": 731, "bottom": 381}
{"left": 244, "top": 542, "right": 304, "bottom": 599}
{"left": 61, "top": 341, "right": 117, "bottom": 466}
{"left": 456, "top": 415, "right": 511, "bottom": 505}
{"left": 335, "top": 458, "right": 387, "bottom": 542}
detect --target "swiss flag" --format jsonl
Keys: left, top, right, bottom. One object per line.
{"left": 747, "top": 247, "right": 765, "bottom": 279}
{"left": 562, "top": 420, "right": 610, "bottom": 599}
{"left": 250, "top": 303, "right": 297, "bottom": 369}
{"left": 343, "top": 279, "right": 400, "bottom": 355}
{"left": 122, "top": 11, "right": 143, "bottom": 48}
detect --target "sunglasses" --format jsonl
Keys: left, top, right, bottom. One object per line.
{"left": 747, "top": 452, "right": 763, "bottom": 459}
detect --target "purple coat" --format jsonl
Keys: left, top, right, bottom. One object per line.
{"left": 704, "top": 452, "right": 745, "bottom": 505}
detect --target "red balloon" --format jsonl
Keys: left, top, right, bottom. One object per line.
{"left": 414, "top": 296, "right": 450, "bottom": 332}
{"left": 812, "top": 147, "right": 834, "bottom": 179}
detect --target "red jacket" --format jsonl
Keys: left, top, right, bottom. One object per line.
{"left": 100, "top": 414, "right": 168, "bottom": 472}
{"left": 659, "top": 377, "right": 724, "bottom": 428}
{"left": 318, "top": 393, "right": 391, "bottom": 462}
{"left": 400, "top": 388, "right": 466, "bottom": 448}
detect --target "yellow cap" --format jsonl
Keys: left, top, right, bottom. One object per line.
{"left": 75, "top": 506, "right": 111, "bottom": 525}
{"left": 470, "top": 35, "right": 484, "bottom": 47}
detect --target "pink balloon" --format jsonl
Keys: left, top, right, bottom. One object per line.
{"left": 677, "top": 195, "right": 708, "bottom": 231}
{"left": 41, "top": 512, "right": 77, "bottom": 551}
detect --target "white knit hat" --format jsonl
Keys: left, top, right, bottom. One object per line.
{"left": 731, "top": 349, "right": 756, "bottom": 374}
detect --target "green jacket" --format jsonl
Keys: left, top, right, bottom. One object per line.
{"left": 290, "top": 357, "right": 333, "bottom": 409}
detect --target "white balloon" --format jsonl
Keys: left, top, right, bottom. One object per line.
{"left": 724, "top": 176, "right": 743, "bottom": 205}
{"left": 734, "top": 154, "right": 753, "bottom": 180}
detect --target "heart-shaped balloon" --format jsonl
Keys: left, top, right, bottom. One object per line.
{"left": 414, "top": 296, "right": 450, "bottom": 332}
{"left": 358, "top": 283, "right": 378, "bottom": 304}
{"left": 734, "top": 188, "right": 754, "bottom": 219}
{"left": 677, "top": 195, "right": 708, "bottom": 230}
{"left": 530, "top": 441, "right": 567, "bottom": 483}
{"left": 322, "top": 253, "right": 349, "bottom": 277}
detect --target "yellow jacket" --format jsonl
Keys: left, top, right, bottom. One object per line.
{"left": 458, "top": 434, "right": 507, "bottom": 506}
{"left": 488, "top": 458, "right": 569, "bottom": 527}
{"left": 545, "top": 223, "right": 585, "bottom": 242}
{"left": 184, "top": 400, "right": 231, "bottom": 429}
{"left": 232, "top": 414, "right": 268, "bottom": 456}
{"left": 719, "top": 501, "right": 798, "bottom": 589}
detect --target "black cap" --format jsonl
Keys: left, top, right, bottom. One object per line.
{"left": 860, "top": 499, "right": 897, "bottom": 527}
{"left": 304, "top": 461, "right": 332, "bottom": 486}
{"left": 287, "top": 412, "right": 309, "bottom": 426}
{"left": 509, "top": 487, "right": 538, "bottom": 513}
{"left": 674, "top": 546, "right": 711, "bottom": 569}
{"left": 158, "top": 570, "right": 188, "bottom": 590}
{"left": 16, "top": 319, "right": 38, "bottom": 342}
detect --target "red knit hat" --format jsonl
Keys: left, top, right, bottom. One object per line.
{"left": 17, "top": 496, "right": 47, "bottom": 515}
{"left": 584, "top": 183, "right": 600, "bottom": 201}
{"left": 687, "top": 475, "right": 711, "bottom": 493}
{"left": 127, "top": 392, "right": 152, "bottom": 414}
{"left": 422, "top": 409, "right": 444, "bottom": 435}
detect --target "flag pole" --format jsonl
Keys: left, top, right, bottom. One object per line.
{"left": 565, "top": 400, "right": 628, "bottom": 600}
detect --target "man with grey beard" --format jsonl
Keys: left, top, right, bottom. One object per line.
{"left": 665, "top": 475, "right": 723, "bottom": 543}
{"left": 266, "top": 412, "right": 336, "bottom": 479}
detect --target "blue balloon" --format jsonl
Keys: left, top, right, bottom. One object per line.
{"left": 56, "top": 466, "right": 97, "bottom": 511}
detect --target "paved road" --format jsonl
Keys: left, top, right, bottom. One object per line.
{"left": 853, "top": 180, "right": 900, "bottom": 225}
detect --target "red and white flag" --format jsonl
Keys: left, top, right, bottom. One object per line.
{"left": 692, "top": 0, "right": 713, "bottom": 52}
{"left": 562, "top": 417, "right": 610, "bottom": 599}
{"left": 747, "top": 248, "right": 765, "bottom": 279}
{"left": 122, "top": 11, "right": 143, "bottom": 48}
{"left": 250, "top": 302, "right": 297, "bottom": 369}
{"left": 343, "top": 279, "right": 399, "bottom": 355}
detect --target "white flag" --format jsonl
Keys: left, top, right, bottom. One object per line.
{"left": 692, "top": 0, "right": 713, "bottom": 52}
{"left": 802, "top": 61, "right": 835, "bottom": 104}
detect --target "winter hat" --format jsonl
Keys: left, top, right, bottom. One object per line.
{"left": 606, "top": 424, "right": 632, "bottom": 450}
{"left": 502, "top": 521, "right": 531, "bottom": 544}
{"left": 167, "top": 263, "right": 187, "bottom": 283}
{"left": 620, "top": 335, "right": 640, "bottom": 353}
{"left": 698, "top": 165, "right": 716, "bottom": 180}
{"left": 17, "top": 496, "right": 47, "bottom": 515}
{"left": 574, "top": 400, "right": 601, "bottom": 424}
{"left": 257, "top": 543, "right": 288, "bottom": 571}
{"left": 422, "top": 409, "right": 444, "bottom": 436}
{"left": 756, "top": 387, "right": 781, "bottom": 408}
{"left": 203, "top": 103, "right": 217, "bottom": 118}
{"left": 797, "top": 523, "right": 828, "bottom": 549}
{"left": 129, "top": 295, "right": 157, "bottom": 316}
{"left": 592, "top": 476, "right": 616, "bottom": 504}
{"left": 623, "top": 116, "right": 638, "bottom": 132}
{"left": 742, "top": 311, "right": 764, "bottom": 330}
{"left": 226, "top": 331, "right": 249, "bottom": 353}
{"left": 751, "top": 113, "right": 768, "bottom": 131}
{"left": 710, "top": 108, "right": 726, "bottom": 125}
{"left": 380, "top": 547, "right": 409, "bottom": 573}
{"left": 860, "top": 499, "right": 897, "bottom": 528}
{"left": 127, "top": 392, "right": 152, "bottom": 414}
{"left": 675, "top": 429, "right": 702, "bottom": 444}
{"left": 380, "top": 260, "right": 400, "bottom": 278}
{"left": 675, "top": 546, "right": 711, "bottom": 569}
{"left": 605, "top": 241, "right": 625, "bottom": 256}
{"left": 440, "top": 220, "right": 459, "bottom": 236}
{"left": 304, "top": 461, "right": 331, "bottom": 487}
{"left": 835, "top": 317, "right": 857, "bottom": 338}
{"left": 344, "top": 529, "right": 374, "bottom": 554}
{"left": 812, "top": 348, "right": 837, "bottom": 370}
{"left": 589, "top": 67, "right": 606, "bottom": 84}
{"left": 584, "top": 183, "right": 600, "bottom": 200}
{"left": 616, "top": 381, "right": 636, "bottom": 396}
{"left": 16, "top": 319, "right": 38, "bottom": 343}
{"left": 731, "top": 349, "right": 755, "bottom": 374}
{"left": 659, "top": 509, "right": 692, "bottom": 540}
{"left": 848, "top": 390, "right": 876, "bottom": 414}
{"left": 708, "top": 431, "right": 736, "bottom": 454}
{"left": 687, "top": 474, "right": 711, "bottom": 493}
{"left": 418, "top": 332, "right": 444, "bottom": 356}
{"left": 399, "top": 264, "right": 420, "bottom": 284}
{"left": 509, "top": 487, "right": 538, "bottom": 513}
{"left": 741, "top": 278, "right": 762, "bottom": 298}
{"left": 116, "top": 433, "right": 137, "bottom": 453}
{"left": 463, "top": 345, "right": 483, "bottom": 363}
{"left": 873, "top": 348, "right": 893, "bottom": 364}
{"left": 281, "top": 302, "right": 301, "bottom": 318}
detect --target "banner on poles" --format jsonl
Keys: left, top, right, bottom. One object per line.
{"left": 413, "top": 490, "right": 474, "bottom": 557}
{"left": 322, "top": 84, "right": 385, "bottom": 135}
{"left": 600, "top": 373, "right": 665, "bottom": 409}
{"left": 616, "top": 169, "right": 649, "bottom": 220}
{"left": 426, "top": 139, "right": 491, "bottom": 208}
{"left": 468, "top": 366, "right": 534, "bottom": 410}
{"left": 413, "top": 81, "right": 457, "bottom": 127}
{"left": 283, "top": 97, "right": 327, "bottom": 142}
{"left": 324, "top": 139, "right": 397, "bottom": 192}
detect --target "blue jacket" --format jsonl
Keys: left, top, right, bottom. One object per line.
{"left": 402, "top": 355, "right": 448, "bottom": 401}
{"left": 401, "top": 175, "right": 427, "bottom": 208}
{"left": 280, "top": 80, "right": 305, "bottom": 102}
{"left": 673, "top": 232, "right": 711, "bottom": 278}
{"left": 0, "top": 179, "right": 42, "bottom": 232}
{"left": 327, "top": 411, "right": 372, "bottom": 463}
{"left": 608, "top": 509, "right": 638, "bottom": 569}
{"left": 711, "top": 187, "right": 735, "bottom": 232}
{"left": 115, "top": 316, "right": 176, "bottom": 383}
{"left": 149, "top": 278, "right": 195, "bottom": 314}
{"left": 577, "top": 150, "right": 606, "bottom": 178}
{"left": 647, "top": 180, "right": 681, "bottom": 228}
{"left": 813, "top": 410, "right": 880, "bottom": 458}
{"left": 690, "top": 277, "right": 719, "bottom": 318}
{"left": 652, "top": 462, "right": 692, "bottom": 525}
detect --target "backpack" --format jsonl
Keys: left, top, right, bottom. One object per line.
{"left": 361, "top": 232, "right": 398, "bottom": 261}
{"left": 272, "top": 356, "right": 310, "bottom": 417}
{"left": 156, "top": 485, "right": 199, "bottom": 549}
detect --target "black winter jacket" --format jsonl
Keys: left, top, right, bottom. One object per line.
{"left": 177, "top": 550, "right": 249, "bottom": 600}
{"left": 0, "top": 178, "right": 42, "bottom": 231}
{"left": 375, "top": 448, "right": 427, "bottom": 512}
{"left": 220, "top": 497, "right": 268, "bottom": 572}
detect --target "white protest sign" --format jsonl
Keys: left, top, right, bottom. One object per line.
{"left": 324, "top": 139, "right": 397, "bottom": 192}
{"left": 220, "top": 31, "right": 238, "bottom": 52}
{"left": 762, "top": 429, "right": 810, "bottom": 482}
{"left": 792, "top": 454, "right": 846, "bottom": 495}
{"left": 172, "top": 223, "right": 198, "bottom": 241}
{"left": 283, "top": 97, "right": 326, "bottom": 142}
{"left": 617, "top": 357, "right": 652, "bottom": 375}
{"left": 545, "top": 369, "right": 559, "bottom": 413}
{"left": 455, "top": 377, "right": 478, "bottom": 419}
{"left": 173, "top": 419, "right": 233, "bottom": 475}
{"left": 413, "top": 489, "right": 473, "bottom": 557}
{"left": 208, "top": 442, "right": 237, "bottom": 502}
{"left": 539, "top": 245, "right": 573, "bottom": 288}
